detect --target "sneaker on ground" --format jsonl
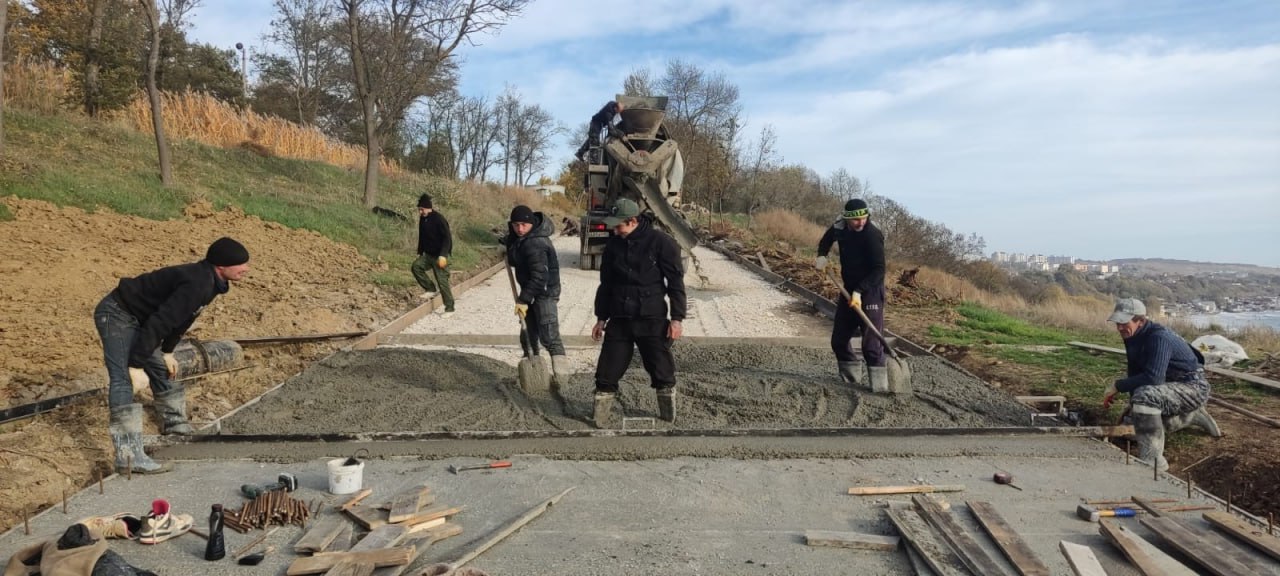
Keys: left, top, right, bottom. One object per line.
{"left": 138, "top": 499, "right": 193, "bottom": 544}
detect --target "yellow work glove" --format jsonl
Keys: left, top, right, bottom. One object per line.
{"left": 515, "top": 303, "right": 529, "bottom": 319}
{"left": 436, "top": 256, "right": 448, "bottom": 269}
{"left": 128, "top": 367, "right": 150, "bottom": 394}
{"left": 848, "top": 291, "right": 862, "bottom": 310}
{"left": 163, "top": 352, "right": 178, "bottom": 379}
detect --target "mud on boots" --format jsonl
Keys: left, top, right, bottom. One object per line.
{"left": 1164, "top": 406, "right": 1222, "bottom": 437}
{"left": 1132, "top": 404, "right": 1169, "bottom": 472}
{"left": 109, "top": 404, "right": 171, "bottom": 474}
{"left": 153, "top": 384, "right": 194, "bottom": 435}
{"left": 593, "top": 392, "right": 615, "bottom": 429}
{"left": 837, "top": 360, "right": 864, "bottom": 387}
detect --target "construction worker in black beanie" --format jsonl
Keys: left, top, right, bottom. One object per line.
{"left": 504, "top": 205, "right": 568, "bottom": 386}
{"left": 411, "top": 194, "right": 456, "bottom": 315}
{"left": 93, "top": 237, "right": 251, "bottom": 474}
{"left": 816, "top": 199, "right": 888, "bottom": 393}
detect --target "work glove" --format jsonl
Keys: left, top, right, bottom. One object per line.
{"left": 1102, "top": 381, "right": 1118, "bottom": 409}
{"left": 436, "top": 256, "right": 448, "bottom": 269}
{"left": 515, "top": 303, "right": 529, "bottom": 319}
{"left": 129, "top": 368, "right": 150, "bottom": 394}
{"left": 815, "top": 256, "right": 827, "bottom": 270}
{"left": 163, "top": 352, "right": 178, "bottom": 379}
{"left": 848, "top": 291, "right": 862, "bottom": 310}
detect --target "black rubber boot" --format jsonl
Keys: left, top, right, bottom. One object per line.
{"left": 657, "top": 388, "right": 676, "bottom": 423}
{"left": 110, "top": 404, "right": 171, "bottom": 474}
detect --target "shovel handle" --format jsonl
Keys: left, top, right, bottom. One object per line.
{"left": 503, "top": 258, "right": 537, "bottom": 358}
{"left": 825, "top": 269, "right": 898, "bottom": 359}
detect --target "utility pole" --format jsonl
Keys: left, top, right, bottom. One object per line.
{"left": 235, "top": 42, "right": 247, "bottom": 104}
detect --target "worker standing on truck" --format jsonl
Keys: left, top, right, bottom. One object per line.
{"left": 93, "top": 237, "right": 250, "bottom": 474}
{"left": 816, "top": 199, "right": 888, "bottom": 392}
{"left": 590, "top": 199, "right": 686, "bottom": 427}
{"left": 1102, "top": 298, "right": 1221, "bottom": 471}
{"left": 575, "top": 100, "right": 624, "bottom": 161}
{"left": 505, "top": 205, "right": 569, "bottom": 387}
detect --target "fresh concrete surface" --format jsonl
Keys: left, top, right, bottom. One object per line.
{"left": 6, "top": 437, "right": 1271, "bottom": 576}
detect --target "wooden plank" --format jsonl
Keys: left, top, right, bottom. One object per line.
{"left": 883, "top": 504, "right": 968, "bottom": 576}
{"left": 849, "top": 485, "right": 965, "bottom": 496}
{"left": 404, "top": 517, "right": 447, "bottom": 535}
{"left": 903, "top": 541, "right": 940, "bottom": 576}
{"left": 338, "top": 489, "right": 373, "bottom": 511}
{"left": 803, "top": 530, "right": 900, "bottom": 551}
{"left": 324, "top": 560, "right": 374, "bottom": 576}
{"left": 1208, "top": 397, "right": 1280, "bottom": 428}
{"left": 1203, "top": 511, "right": 1280, "bottom": 561}
{"left": 1099, "top": 519, "right": 1197, "bottom": 576}
{"left": 1059, "top": 541, "right": 1109, "bottom": 576}
{"left": 327, "top": 522, "right": 354, "bottom": 552}
{"left": 1133, "top": 497, "right": 1271, "bottom": 573}
{"left": 434, "top": 487, "right": 573, "bottom": 572}
{"left": 1067, "top": 341, "right": 1280, "bottom": 392}
{"left": 386, "top": 484, "right": 433, "bottom": 524}
{"left": 293, "top": 515, "right": 346, "bottom": 554}
{"left": 372, "top": 523, "right": 463, "bottom": 576}
{"left": 343, "top": 504, "right": 387, "bottom": 531}
{"left": 967, "top": 501, "right": 1050, "bottom": 576}
{"left": 391, "top": 504, "right": 461, "bottom": 527}
{"left": 912, "top": 495, "right": 1012, "bottom": 576}
{"left": 1140, "top": 517, "right": 1253, "bottom": 576}
{"left": 350, "top": 524, "right": 407, "bottom": 552}
{"left": 352, "top": 260, "right": 505, "bottom": 350}
{"left": 285, "top": 546, "right": 414, "bottom": 575}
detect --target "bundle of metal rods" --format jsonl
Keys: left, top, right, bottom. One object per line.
{"left": 223, "top": 490, "right": 313, "bottom": 533}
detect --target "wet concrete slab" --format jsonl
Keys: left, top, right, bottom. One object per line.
{"left": 4, "top": 437, "right": 1266, "bottom": 576}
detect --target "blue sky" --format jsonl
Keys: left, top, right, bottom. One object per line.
{"left": 190, "top": 1, "right": 1280, "bottom": 267}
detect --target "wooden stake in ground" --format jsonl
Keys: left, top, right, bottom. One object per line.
{"left": 429, "top": 486, "right": 575, "bottom": 573}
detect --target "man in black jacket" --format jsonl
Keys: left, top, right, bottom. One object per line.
{"left": 816, "top": 198, "right": 888, "bottom": 392}
{"left": 506, "top": 205, "right": 567, "bottom": 385}
{"left": 411, "top": 194, "right": 455, "bottom": 314}
{"left": 574, "top": 100, "right": 623, "bottom": 161}
{"left": 93, "top": 237, "right": 250, "bottom": 474}
{"left": 590, "top": 198, "right": 686, "bottom": 427}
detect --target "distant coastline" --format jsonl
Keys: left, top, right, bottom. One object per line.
{"left": 1186, "top": 310, "right": 1280, "bottom": 333}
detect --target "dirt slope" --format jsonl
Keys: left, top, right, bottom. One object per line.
{"left": 0, "top": 196, "right": 415, "bottom": 533}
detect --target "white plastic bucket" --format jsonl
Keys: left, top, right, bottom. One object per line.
{"left": 327, "top": 457, "right": 364, "bottom": 495}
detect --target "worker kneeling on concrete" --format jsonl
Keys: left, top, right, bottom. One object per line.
{"left": 815, "top": 199, "right": 888, "bottom": 392}
{"left": 591, "top": 199, "right": 686, "bottom": 427}
{"left": 1103, "top": 298, "right": 1220, "bottom": 471}
{"left": 505, "top": 205, "right": 568, "bottom": 386}
{"left": 93, "top": 237, "right": 251, "bottom": 474}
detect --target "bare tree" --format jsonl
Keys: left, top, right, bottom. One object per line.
{"left": 495, "top": 86, "right": 519, "bottom": 185}
{"left": 139, "top": 0, "right": 173, "bottom": 186}
{"left": 739, "top": 125, "right": 778, "bottom": 217}
{"left": 339, "top": 0, "right": 529, "bottom": 208}
{"left": 622, "top": 67, "right": 653, "bottom": 97}
{"left": 261, "top": 0, "right": 342, "bottom": 126}
{"left": 509, "top": 102, "right": 560, "bottom": 185}
{"left": 158, "top": 0, "right": 201, "bottom": 28}
{"left": 824, "top": 168, "right": 864, "bottom": 201}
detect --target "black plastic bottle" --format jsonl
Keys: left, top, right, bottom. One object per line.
{"left": 205, "top": 504, "right": 226, "bottom": 561}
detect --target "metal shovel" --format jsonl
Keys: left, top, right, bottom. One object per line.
{"left": 504, "top": 259, "right": 549, "bottom": 393}
{"left": 826, "top": 269, "right": 912, "bottom": 394}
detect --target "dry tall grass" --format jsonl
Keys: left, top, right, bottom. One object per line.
{"left": 752, "top": 209, "right": 824, "bottom": 249}
{"left": 913, "top": 265, "right": 1114, "bottom": 332}
{"left": 2, "top": 58, "right": 74, "bottom": 116}
{"left": 118, "top": 90, "right": 396, "bottom": 173}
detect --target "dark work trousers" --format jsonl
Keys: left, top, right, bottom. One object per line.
{"left": 521, "top": 298, "right": 565, "bottom": 356}
{"left": 93, "top": 294, "right": 177, "bottom": 409}
{"left": 831, "top": 298, "right": 886, "bottom": 368}
{"left": 410, "top": 253, "right": 455, "bottom": 309}
{"left": 593, "top": 318, "right": 676, "bottom": 393}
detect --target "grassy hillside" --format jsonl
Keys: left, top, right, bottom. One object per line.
{"left": 0, "top": 108, "right": 529, "bottom": 287}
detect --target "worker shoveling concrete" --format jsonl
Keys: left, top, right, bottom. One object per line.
{"left": 504, "top": 259, "right": 550, "bottom": 393}
{"left": 826, "top": 268, "right": 911, "bottom": 394}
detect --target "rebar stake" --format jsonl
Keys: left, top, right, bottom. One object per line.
{"left": 126, "top": 456, "right": 132, "bottom": 481}
{"left": 62, "top": 488, "right": 68, "bottom": 513}
{"left": 23, "top": 506, "right": 30, "bottom": 535}
{"left": 97, "top": 469, "right": 103, "bottom": 494}
{"left": 1126, "top": 440, "right": 1131, "bottom": 465}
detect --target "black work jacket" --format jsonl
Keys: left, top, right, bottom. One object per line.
{"left": 417, "top": 211, "right": 452, "bottom": 257}
{"left": 505, "top": 212, "right": 561, "bottom": 304}
{"left": 594, "top": 217, "right": 686, "bottom": 321}
{"left": 113, "top": 261, "right": 228, "bottom": 367}
{"left": 818, "top": 218, "right": 886, "bottom": 299}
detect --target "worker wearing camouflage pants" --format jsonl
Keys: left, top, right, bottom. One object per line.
{"left": 94, "top": 238, "right": 251, "bottom": 475}
{"left": 1102, "top": 298, "right": 1220, "bottom": 471}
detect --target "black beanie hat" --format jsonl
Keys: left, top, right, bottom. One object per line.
{"left": 509, "top": 205, "right": 536, "bottom": 224}
{"left": 842, "top": 198, "right": 869, "bottom": 219}
{"left": 417, "top": 194, "right": 433, "bottom": 209}
{"left": 206, "top": 237, "right": 249, "bottom": 267}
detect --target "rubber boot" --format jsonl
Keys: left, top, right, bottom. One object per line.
{"left": 657, "top": 388, "right": 676, "bottom": 423}
{"left": 1133, "top": 404, "right": 1168, "bottom": 472}
{"left": 1188, "top": 406, "right": 1222, "bottom": 437}
{"left": 837, "top": 361, "right": 864, "bottom": 387}
{"left": 868, "top": 366, "right": 890, "bottom": 394}
{"left": 153, "top": 386, "right": 194, "bottom": 435}
{"left": 550, "top": 355, "right": 569, "bottom": 391}
{"left": 110, "top": 404, "right": 171, "bottom": 474}
{"left": 593, "top": 392, "right": 615, "bottom": 429}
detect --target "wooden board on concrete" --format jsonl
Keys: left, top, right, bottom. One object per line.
{"left": 1098, "top": 519, "right": 1197, "bottom": 576}
{"left": 393, "top": 504, "right": 461, "bottom": 527}
{"left": 967, "top": 501, "right": 1050, "bottom": 576}
{"left": 804, "top": 530, "right": 900, "bottom": 551}
{"left": 1133, "top": 498, "right": 1270, "bottom": 574}
{"left": 350, "top": 524, "right": 407, "bottom": 552}
{"left": 372, "top": 522, "right": 464, "bottom": 576}
{"left": 293, "top": 515, "right": 346, "bottom": 554}
{"left": 325, "top": 560, "right": 374, "bottom": 576}
{"left": 849, "top": 485, "right": 965, "bottom": 496}
{"left": 1140, "top": 517, "right": 1254, "bottom": 576}
{"left": 344, "top": 504, "right": 387, "bottom": 531}
{"left": 285, "top": 546, "right": 414, "bottom": 575}
{"left": 1203, "top": 511, "right": 1280, "bottom": 562}
{"left": 327, "top": 522, "right": 354, "bottom": 552}
{"left": 387, "top": 484, "right": 433, "bottom": 524}
{"left": 1059, "top": 541, "right": 1108, "bottom": 576}
{"left": 883, "top": 504, "right": 967, "bottom": 576}
{"left": 912, "top": 495, "right": 1012, "bottom": 576}
{"left": 904, "top": 540, "right": 939, "bottom": 576}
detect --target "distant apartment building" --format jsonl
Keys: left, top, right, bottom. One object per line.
{"left": 991, "top": 251, "right": 1010, "bottom": 263}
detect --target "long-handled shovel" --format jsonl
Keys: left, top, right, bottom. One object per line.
{"left": 505, "top": 260, "right": 550, "bottom": 393}
{"left": 826, "top": 269, "right": 912, "bottom": 394}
